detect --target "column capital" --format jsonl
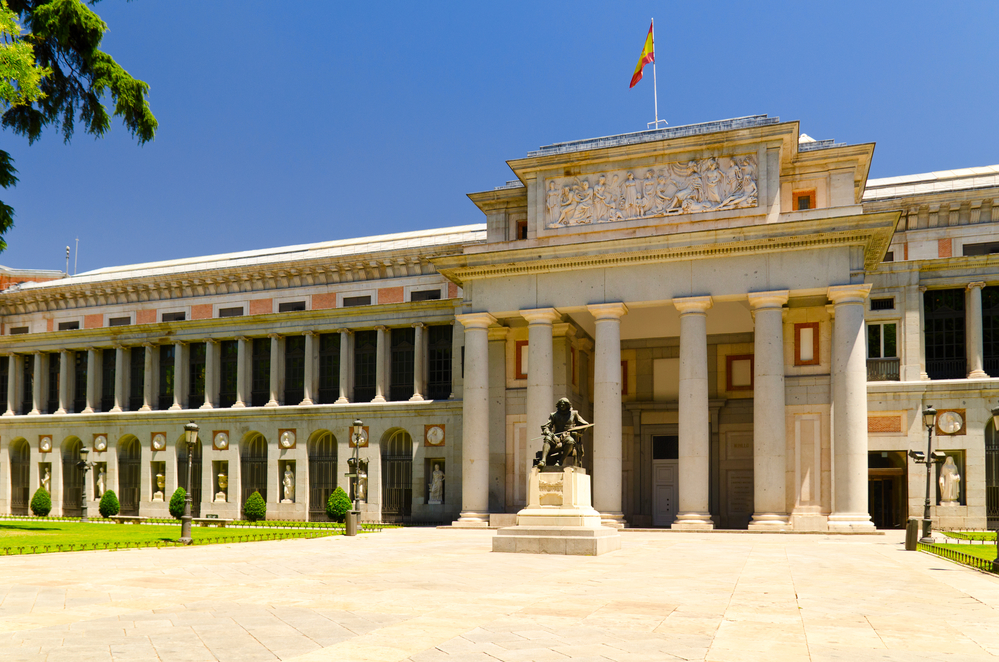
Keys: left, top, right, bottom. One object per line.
{"left": 373, "top": 325, "right": 387, "bottom": 332}
{"left": 577, "top": 337, "right": 594, "bottom": 352}
{"left": 918, "top": 285, "right": 928, "bottom": 293}
{"left": 456, "top": 312, "right": 498, "bottom": 329}
{"left": 487, "top": 326, "right": 509, "bottom": 341}
{"left": 411, "top": 322, "right": 425, "bottom": 329}
{"left": 236, "top": 335, "right": 249, "bottom": 343}
{"left": 520, "top": 307, "right": 560, "bottom": 325}
{"left": 336, "top": 327, "right": 352, "bottom": 335}
{"left": 968, "top": 281, "right": 987, "bottom": 291}
{"left": 673, "top": 295, "right": 713, "bottom": 315}
{"left": 267, "top": 332, "right": 280, "bottom": 340}
{"left": 173, "top": 340, "right": 186, "bottom": 347}
{"left": 747, "top": 290, "right": 789, "bottom": 310}
{"left": 827, "top": 284, "right": 872, "bottom": 305}
{"left": 587, "top": 302, "right": 628, "bottom": 320}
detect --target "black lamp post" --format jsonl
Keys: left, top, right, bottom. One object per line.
{"left": 76, "top": 446, "right": 92, "bottom": 523}
{"left": 908, "top": 406, "right": 947, "bottom": 544}
{"left": 992, "top": 405, "right": 999, "bottom": 571}
{"left": 351, "top": 419, "right": 363, "bottom": 512}
{"left": 179, "top": 421, "right": 199, "bottom": 545}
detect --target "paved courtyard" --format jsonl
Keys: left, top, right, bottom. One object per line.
{"left": 0, "top": 528, "right": 998, "bottom": 661}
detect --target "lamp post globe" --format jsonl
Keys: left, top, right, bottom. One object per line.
{"left": 179, "top": 421, "right": 199, "bottom": 545}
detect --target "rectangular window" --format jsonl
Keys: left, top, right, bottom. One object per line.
{"left": 158, "top": 344, "right": 175, "bottom": 410}
{"left": 73, "top": 351, "right": 87, "bottom": 412}
{"left": 284, "top": 336, "right": 305, "bottom": 405}
{"left": 218, "top": 306, "right": 244, "bottom": 318}
{"left": 389, "top": 327, "right": 415, "bottom": 401}
{"left": 0, "top": 356, "right": 7, "bottom": 408}
{"left": 426, "top": 325, "right": 452, "bottom": 400}
{"left": 251, "top": 338, "right": 270, "bottom": 406}
{"left": 10, "top": 326, "right": 28, "bottom": 335}
{"left": 343, "top": 295, "right": 371, "bottom": 308}
{"left": 318, "top": 332, "right": 340, "bottom": 404}
{"left": 871, "top": 298, "right": 895, "bottom": 311}
{"left": 218, "top": 340, "right": 238, "bottom": 407}
{"left": 517, "top": 219, "right": 528, "bottom": 240}
{"left": 188, "top": 343, "right": 206, "bottom": 404}
{"left": 652, "top": 435, "right": 679, "bottom": 460}
{"left": 793, "top": 190, "right": 815, "bottom": 211}
{"left": 46, "top": 353, "right": 60, "bottom": 414}
{"left": 883, "top": 252, "right": 894, "bottom": 262}
{"left": 101, "top": 349, "right": 115, "bottom": 411}
{"left": 924, "top": 289, "right": 966, "bottom": 379}
{"left": 109, "top": 316, "right": 131, "bottom": 327}
{"left": 58, "top": 321, "right": 80, "bottom": 331}
{"left": 515, "top": 340, "right": 528, "bottom": 379}
{"left": 128, "top": 347, "right": 144, "bottom": 410}
{"left": 410, "top": 290, "right": 441, "bottom": 302}
{"left": 278, "top": 301, "right": 306, "bottom": 313}
{"left": 571, "top": 346, "right": 578, "bottom": 386}
{"left": 794, "top": 322, "right": 820, "bottom": 366}
{"left": 726, "top": 354, "right": 754, "bottom": 391}
{"left": 867, "top": 323, "right": 897, "bottom": 359}
{"left": 963, "top": 241, "right": 999, "bottom": 256}
{"left": 353, "top": 330, "right": 377, "bottom": 401}
{"left": 161, "top": 312, "right": 186, "bottom": 322}
{"left": 21, "top": 356, "right": 32, "bottom": 414}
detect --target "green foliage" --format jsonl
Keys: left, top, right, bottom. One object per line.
{"left": 98, "top": 489, "right": 119, "bottom": 518}
{"left": 326, "top": 486, "right": 351, "bottom": 523}
{"left": 29, "top": 487, "right": 50, "bottom": 516}
{"left": 0, "top": 1, "right": 49, "bottom": 109}
{"left": 168, "top": 487, "right": 186, "bottom": 520}
{"left": 243, "top": 491, "right": 266, "bottom": 522}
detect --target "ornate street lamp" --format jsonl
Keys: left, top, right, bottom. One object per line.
{"left": 179, "top": 421, "right": 199, "bottom": 545}
{"left": 908, "top": 406, "right": 946, "bottom": 544}
{"left": 76, "top": 446, "right": 92, "bottom": 523}
{"left": 351, "top": 420, "right": 363, "bottom": 512}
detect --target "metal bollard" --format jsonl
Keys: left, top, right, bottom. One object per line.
{"left": 905, "top": 518, "right": 919, "bottom": 551}
{"left": 346, "top": 511, "right": 359, "bottom": 537}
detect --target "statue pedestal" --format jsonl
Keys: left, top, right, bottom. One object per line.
{"left": 492, "top": 467, "right": 621, "bottom": 556}
{"left": 152, "top": 491, "right": 164, "bottom": 502}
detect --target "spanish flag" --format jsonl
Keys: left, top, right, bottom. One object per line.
{"left": 629, "top": 20, "right": 655, "bottom": 88}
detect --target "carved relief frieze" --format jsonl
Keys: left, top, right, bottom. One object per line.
{"left": 544, "top": 155, "right": 758, "bottom": 228}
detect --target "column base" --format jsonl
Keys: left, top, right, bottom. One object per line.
{"left": 299, "top": 398, "right": 314, "bottom": 406}
{"left": 335, "top": 396, "right": 349, "bottom": 404}
{"left": 968, "top": 369, "right": 989, "bottom": 379}
{"left": 748, "top": 514, "right": 789, "bottom": 531}
{"left": 827, "top": 513, "right": 876, "bottom": 533}
{"left": 409, "top": 393, "right": 425, "bottom": 402}
{"left": 2, "top": 410, "right": 12, "bottom": 416}
{"left": 110, "top": 406, "right": 122, "bottom": 413}
{"left": 599, "top": 512, "right": 627, "bottom": 529}
{"left": 55, "top": 408, "right": 66, "bottom": 415}
{"left": 920, "top": 371, "right": 930, "bottom": 380}
{"left": 138, "top": 405, "right": 151, "bottom": 412}
{"left": 672, "top": 513, "right": 715, "bottom": 531}
{"left": 371, "top": 395, "right": 386, "bottom": 403}
{"left": 265, "top": 399, "right": 279, "bottom": 408}
{"left": 199, "top": 402, "right": 213, "bottom": 410}
{"left": 453, "top": 511, "right": 490, "bottom": 528}
{"left": 231, "top": 401, "right": 246, "bottom": 409}
{"left": 168, "top": 403, "right": 181, "bottom": 411}
{"left": 28, "top": 409, "right": 39, "bottom": 416}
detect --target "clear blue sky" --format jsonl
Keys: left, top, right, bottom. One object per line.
{"left": 3, "top": 1, "right": 998, "bottom": 273}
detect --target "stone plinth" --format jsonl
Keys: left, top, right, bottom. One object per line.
{"left": 492, "top": 467, "right": 621, "bottom": 556}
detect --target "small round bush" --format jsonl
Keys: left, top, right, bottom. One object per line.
{"left": 244, "top": 491, "right": 266, "bottom": 522}
{"left": 30, "top": 488, "right": 51, "bottom": 516}
{"left": 326, "top": 486, "right": 351, "bottom": 523}
{"left": 99, "top": 490, "right": 120, "bottom": 518}
{"left": 169, "top": 487, "right": 187, "bottom": 520}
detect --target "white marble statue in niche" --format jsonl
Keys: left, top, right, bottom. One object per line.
{"left": 939, "top": 456, "right": 961, "bottom": 505}
{"left": 282, "top": 466, "right": 295, "bottom": 503}
{"left": 545, "top": 154, "right": 758, "bottom": 228}
{"left": 428, "top": 464, "right": 445, "bottom": 505}
{"left": 41, "top": 467, "right": 51, "bottom": 493}
{"left": 96, "top": 466, "right": 106, "bottom": 498}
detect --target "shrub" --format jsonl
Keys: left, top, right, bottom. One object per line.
{"left": 30, "top": 488, "right": 51, "bottom": 516}
{"left": 326, "top": 486, "right": 351, "bottom": 523}
{"left": 99, "top": 490, "right": 120, "bottom": 518}
{"left": 244, "top": 491, "right": 266, "bottom": 522}
{"left": 169, "top": 487, "right": 187, "bottom": 520}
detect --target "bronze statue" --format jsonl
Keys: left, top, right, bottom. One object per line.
{"left": 535, "top": 397, "right": 590, "bottom": 469}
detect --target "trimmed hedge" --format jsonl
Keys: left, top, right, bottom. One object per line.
{"left": 98, "top": 490, "right": 120, "bottom": 518}
{"left": 169, "top": 488, "right": 186, "bottom": 520}
{"left": 30, "top": 488, "right": 51, "bottom": 516}
{"left": 326, "top": 486, "right": 351, "bottom": 523}
{"left": 244, "top": 491, "right": 266, "bottom": 522}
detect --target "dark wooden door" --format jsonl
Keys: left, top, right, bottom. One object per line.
{"left": 381, "top": 431, "right": 412, "bottom": 520}
{"left": 240, "top": 434, "right": 267, "bottom": 516}
{"left": 308, "top": 433, "right": 337, "bottom": 521}
{"left": 10, "top": 442, "right": 29, "bottom": 515}
{"left": 62, "top": 440, "right": 84, "bottom": 517}
{"left": 118, "top": 440, "right": 141, "bottom": 516}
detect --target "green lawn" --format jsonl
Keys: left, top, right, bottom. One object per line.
{"left": 0, "top": 520, "right": 337, "bottom": 554}
{"left": 935, "top": 543, "right": 997, "bottom": 561}
{"left": 941, "top": 531, "right": 995, "bottom": 541}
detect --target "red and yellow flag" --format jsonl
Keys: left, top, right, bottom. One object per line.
{"left": 629, "top": 21, "right": 655, "bottom": 88}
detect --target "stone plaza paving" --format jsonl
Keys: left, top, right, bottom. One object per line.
{"left": 1, "top": 528, "right": 999, "bottom": 661}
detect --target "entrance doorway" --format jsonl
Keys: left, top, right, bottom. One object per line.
{"left": 651, "top": 435, "right": 678, "bottom": 526}
{"left": 9, "top": 439, "right": 29, "bottom": 515}
{"left": 118, "top": 437, "right": 141, "bottom": 516}
{"left": 240, "top": 432, "right": 268, "bottom": 516}
{"left": 381, "top": 429, "right": 413, "bottom": 521}
{"left": 868, "top": 451, "right": 907, "bottom": 529}
{"left": 308, "top": 431, "right": 337, "bottom": 521}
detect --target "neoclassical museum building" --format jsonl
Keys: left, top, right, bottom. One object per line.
{"left": 1, "top": 115, "right": 997, "bottom": 531}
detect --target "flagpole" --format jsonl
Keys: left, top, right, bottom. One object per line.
{"left": 651, "top": 17, "right": 659, "bottom": 128}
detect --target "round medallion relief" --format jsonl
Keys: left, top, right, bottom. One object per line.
{"left": 93, "top": 435, "right": 107, "bottom": 452}
{"left": 354, "top": 428, "right": 368, "bottom": 445}
{"left": 938, "top": 411, "right": 964, "bottom": 435}
{"left": 426, "top": 426, "right": 444, "bottom": 445}
{"left": 152, "top": 433, "right": 166, "bottom": 451}
{"left": 280, "top": 430, "right": 296, "bottom": 448}
{"left": 39, "top": 436, "right": 52, "bottom": 452}
{"left": 214, "top": 432, "right": 229, "bottom": 450}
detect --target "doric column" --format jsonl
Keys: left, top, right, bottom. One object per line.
{"left": 139, "top": 343, "right": 153, "bottom": 411}
{"left": 111, "top": 345, "right": 125, "bottom": 412}
{"left": 266, "top": 333, "right": 279, "bottom": 407}
{"left": 410, "top": 322, "right": 425, "bottom": 401}
{"left": 587, "top": 303, "right": 628, "bottom": 527}
{"left": 827, "top": 284, "right": 876, "bottom": 532}
{"left": 673, "top": 296, "right": 714, "bottom": 530}
{"left": 4, "top": 354, "right": 16, "bottom": 416}
{"left": 301, "top": 332, "right": 316, "bottom": 405}
{"left": 336, "top": 329, "right": 350, "bottom": 403}
{"left": 57, "top": 349, "right": 71, "bottom": 414}
{"left": 521, "top": 308, "right": 559, "bottom": 447}
{"left": 372, "top": 325, "right": 387, "bottom": 403}
{"left": 170, "top": 341, "right": 184, "bottom": 410}
{"left": 200, "top": 340, "right": 216, "bottom": 409}
{"left": 30, "top": 351, "right": 41, "bottom": 415}
{"left": 918, "top": 286, "right": 929, "bottom": 380}
{"left": 233, "top": 336, "right": 248, "bottom": 408}
{"left": 454, "top": 312, "right": 496, "bottom": 525}
{"left": 83, "top": 348, "right": 97, "bottom": 413}
{"left": 747, "top": 290, "right": 790, "bottom": 530}
{"left": 967, "top": 282, "right": 988, "bottom": 378}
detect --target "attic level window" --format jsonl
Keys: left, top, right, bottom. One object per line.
{"left": 161, "top": 312, "right": 186, "bottom": 322}
{"left": 9, "top": 326, "right": 28, "bottom": 335}
{"left": 963, "top": 241, "right": 999, "bottom": 256}
{"left": 58, "top": 321, "right": 80, "bottom": 330}
{"left": 278, "top": 301, "right": 306, "bottom": 312}
{"left": 108, "top": 316, "right": 131, "bottom": 327}
{"left": 884, "top": 252, "right": 894, "bottom": 262}
{"left": 410, "top": 290, "right": 441, "bottom": 302}
{"left": 517, "top": 220, "right": 528, "bottom": 240}
{"left": 218, "top": 307, "right": 244, "bottom": 318}
{"left": 793, "top": 190, "right": 815, "bottom": 211}
{"left": 343, "top": 295, "right": 371, "bottom": 307}
{"left": 871, "top": 298, "right": 895, "bottom": 311}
